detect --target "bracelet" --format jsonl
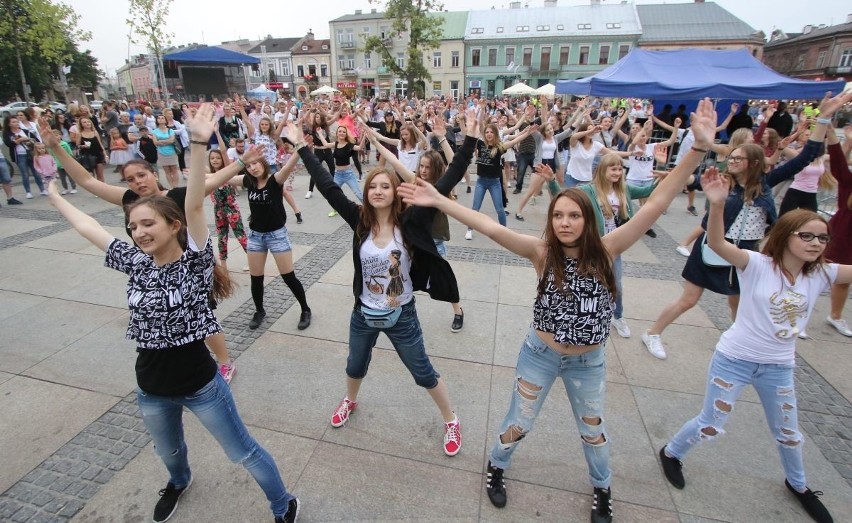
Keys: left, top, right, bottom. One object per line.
{"left": 438, "top": 138, "right": 447, "bottom": 144}
{"left": 236, "top": 158, "right": 246, "bottom": 169}
{"left": 816, "top": 117, "right": 831, "bottom": 125}
{"left": 691, "top": 146, "right": 709, "bottom": 154}
{"left": 190, "top": 140, "right": 207, "bottom": 146}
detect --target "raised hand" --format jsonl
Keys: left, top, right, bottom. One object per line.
{"left": 817, "top": 90, "right": 852, "bottom": 118}
{"left": 688, "top": 98, "right": 718, "bottom": 150}
{"left": 285, "top": 121, "right": 305, "bottom": 144}
{"left": 187, "top": 103, "right": 217, "bottom": 142}
{"left": 672, "top": 117, "right": 682, "bottom": 129}
{"left": 464, "top": 107, "right": 479, "bottom": 136}
{"left": 241, "top": 144, "right": 266, "bottom": 165}
{"left": 37, "top": 117, "right": 59, "bottom": 147}
{"left": 431, "top": 116, "right": 447, "bottom": 138}
{"left": 654, "top": 145, "right": 669, "bottom": 165}
{"left": 764, "top": 105, "right": 777, "bottom": 119}
{"left": 730, "top": 102, "right": 740, "bottom": 114}
{"left": 534, "top": 162, "right": 555, "bottom": 181}
{"left": 700, "top": 167, "right": 729, "bottom": 205}
{"left": 397, "top": 177, "right": 442, "bottom": 208}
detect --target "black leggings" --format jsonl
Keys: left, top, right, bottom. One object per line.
{"left": 779, "top": 187, "right": 817, "bottom": 216}
{"left": 310, "top": 149, "right": 334, "bottom": 192}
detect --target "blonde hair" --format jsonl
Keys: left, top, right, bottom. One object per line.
{"left": 592, "top": 153, "right": 630, "bottom": 222}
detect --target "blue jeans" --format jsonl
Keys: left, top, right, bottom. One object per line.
{"left": 137, "top": 374, "right": 294, "bottom": 517}
{"left": 15, "top": 155, "right": 44, "bottom": 194}
{"left": 472, "top": 177, "right": 507, "bottom": 226}
{"left": 563, "top": 176, "right": 589, "bottom": 189}
{"left": 490, "top": 329, "right": 610, "bottom": 488}
{"left": 433, "top": 239, "right": 447, "bottom": 258}
{"left": 515, "top": 152, "right": 535, "bottom": 192}
{"left": 334, "top": 168, "right": 363, "bottom": 202}
{"left": 347, "top": 299, "right": 440, "bottom": 389}
{"left": 666, "top": 351, "right": 806, "bottom": 491}
{"left": 0, "top": 158, "right": 11, "bottom": 184}
{"left": 613, "top": 255, "right": 623, "bottom": 319}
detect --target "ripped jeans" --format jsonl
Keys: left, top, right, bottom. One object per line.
{"left": 489, "top": 329, "right": 610, "bottom": 489}
{"left": 666, "top": 351, "right": 806, "bottom": 491}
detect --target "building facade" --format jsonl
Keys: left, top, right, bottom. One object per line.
{"left": 247, "top": 37, "right": 302, "bottom": 94}
{"left": 291, "top": 31, "right": 333, "bottom": 99}
{"left": 424, "top": 11, "right": 467, "bottom": 100}
{"left": 115, "top": 63, "right": 134, "bottom": 99}
{"left": 763, "top": 17, "right": 852, "bottom": 82}
{"left": 463, "top": 2, "right": 641, "bottom": 98}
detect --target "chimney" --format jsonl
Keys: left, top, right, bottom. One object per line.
{"left": 847, "top": 13, "right": 852, "bottom": 23}
{"left": 355, "top": 9, "right": 362, "bottom": 14}
{"left": 802, "top": 24, "right": 813, "bottom": 34}
{"left": 694, "top": 0, "right": 705, "bottom": 3}
{"left": 306, "top": 29, "right": 314, "bottom": 40}
{"left": 371, "top": 8, "right": 377, "bottom": 13}
{"left": 544, "top": 0, "right": 557, "bottom": 6}
{"left": 509, "top": 1, "right": 521, "bottom": 7}
{"left": 591, "top": 0, "right": 601, "bottom": 5}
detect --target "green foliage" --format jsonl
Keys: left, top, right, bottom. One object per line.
{"left": 65, "top": 49, "right": 102, "bottom": 90}
{"left": 362, "top": 0, "right": 445, "bottom": 96}
{"left": 127, "top": 0, "right": 174, "bottom": 57}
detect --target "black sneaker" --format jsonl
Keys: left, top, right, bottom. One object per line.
{"left": 249, "top": 310, "right": 266, "bottom": 330}
{"left": 591, "top": 487, "right": 613, "bottom": 523}
{"left": 152, "top": 477, "right": 192, "bottom": 523}
{"left": 786, "top": 480, "right": 833, "bottom": 523}
{"left": 514, "top": 213, "right": 524, "bottom": 221}
{"left": 297, "top": 309, "right": 312, "bottom": 330}
{"left": 295, "top": 212, "right": 303, "bottom": 224}
{"left": 645, "top": 228, "right": 657, "bottom": 238}
{"left": 485, "top": 461, "right": 507, "bottom": 508}
{"left": 466, "top": 186, "right": 471, "bottom": 193}
{"left": 659, "top": 446, "right": 685, "bottom": 489}
{"left": 512, "top": 188, "right": 521, "bottom": 194}
{"left": 274, "top": 497, "right": 300, "bottom": 523}
{"left": 451, "top": 309, "right": 464, "bottom": 333}
{"left": 687, "top": 205, "right": 698, "bottom": 216}
{"left": 7, "top": 198, "right": 22, "bottom": 205}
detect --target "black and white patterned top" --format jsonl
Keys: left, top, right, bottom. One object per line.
{"left": 104, "top": 235, "right": 221, "bottom": 349}
{"left": 532, "top": 257, "right": 613, "bottom": 346}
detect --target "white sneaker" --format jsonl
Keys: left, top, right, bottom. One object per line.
{"left": 826, "top": 317, "right": 852, "bottom": 337}
{"left": 60, "top": 189, "right": 68, "bottom": 195}
{"left": 676, "top": 245, "right": 691, "bottom": 257}
{"left": 26, "top": 192, "right": 33, "bottom": 199}
{"left": 642, "top": 330, "right": 667, "bottom": 359}
{"left": 797, "top": 330, "right": 809, "bottom": 340}
{"left": 612, "top": 317, "right": 631, "bottom": 338}
{"left": 464, "top": 229, "right": 473, "bottom": 240}
{"left": 69, "top": 189, "right": 78, "bottom": 194}
{"left": 40, "top": 190, "right": 48, "bottom": 196}
{"left": 305, "top": 191, "right": 312, "bottom": 199}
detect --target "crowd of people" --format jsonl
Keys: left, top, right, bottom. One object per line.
{"left": 9, "top": 84, "right": 852, "bottom": 523}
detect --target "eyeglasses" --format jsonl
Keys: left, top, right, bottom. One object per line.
{"left": 727, "top": 156, "right": 748, "bottom": 163}
{"left": 791, "top": 231, "right": 831, "bottom": 244}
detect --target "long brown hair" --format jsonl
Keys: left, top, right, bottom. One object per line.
{"left": 417, "top": 150, "right": 446, "bottom": 185}
{"left": 125, "top": 196, "right": 235, "bottom": 302}
{"left": 484, "top": 123, "right": 506, "bottom": 158}
{"left": 356, "top": 169, "right": 406, "bottom": 244}
{"left": 591, "top": 153, "right": 629, "bottom": 223}
{"left": 761, "top": 209, "right": 831, "bottom": 282}
{"left": 729, "top": 144, "right": 765, "bottom": 203}
{"left": 399, "top": 124, "right": 417, "bottom": 151}
{"left": 537, "top": 189, "right": 617, "bottom": 300}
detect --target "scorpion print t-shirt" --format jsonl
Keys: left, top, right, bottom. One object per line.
{"left": 359, "top": 228, "right": 413, "bottom": 310}
{"left": 532, "top": 257, "right": 613, "bottom": 346}
{"left": 717, "top": 250, "right": 837, "bottom": 365}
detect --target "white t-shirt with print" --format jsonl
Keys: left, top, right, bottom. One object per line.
{"left": 717, "top": 250, "right": 837, "bottom": 365}
{"left": 626, "top": 142, "right": 658, "bottom": 182}
{"left": 359, "top": 228, "right": 413, "bottom": 310}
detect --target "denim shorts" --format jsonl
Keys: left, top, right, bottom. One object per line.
{"left": 0, "top": 159, "right": 10, "bottom": 184}
{"left": 433, "top": 239, "right": 447, "bottom": 258}
{"left": 247, "top": 225, "right": 292, "bottom": 253}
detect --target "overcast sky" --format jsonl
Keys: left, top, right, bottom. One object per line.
{"left": 71, "top": 0, "right": 851, "bottom": 73}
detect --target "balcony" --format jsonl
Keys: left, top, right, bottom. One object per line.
{"left": 824, "top": 65, "right": 851, "bottom": 76}
{"left": 342, "top": 69, "right": 358, "bottom": 77}
{"left": 376, "top": 66, "right": 392, "bottom": 76}
{"left": 339, "top": 41, "right": 356, "bottom": 49}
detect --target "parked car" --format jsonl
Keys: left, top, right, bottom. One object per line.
{"left": 0, "top": 101, "right": 36, "bottom": 117}
{"left": 46, "top": 102, "right": 67, "bottom": 112}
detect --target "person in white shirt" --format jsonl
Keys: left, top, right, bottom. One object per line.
{"left": 659, "top": 169, "right": 851, "bottom": 523}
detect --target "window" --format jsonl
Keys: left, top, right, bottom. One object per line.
{"left": 505, "top": 47, "right": 515, "bottom": 66}
{"left": 364, "top": 53, "right": 372, "bottom": 69}
{"left": 516, "top": 25, "right": 529, "bottom": 32}
{"left": 496, "top": 27, "right": 504, "bottom": 33}
{"left": 338, "top": 57, "right": 346, "bottom": 70}
{"left": 618, "top": 44, "right": 630, "bottom": 60}
{"left": 598, "top": 45, "right": 610, "bottom": 65}
{"left": 522, "top": 47, "right": 532, "bottom": 66}
{"left": 471, "top": 27, "right": 485, "bottom": 34}
{"left": 536, "top": 25, "right": 550, "bottom": 31}
{"left": 796, "top": 53, "right": 806, "bottom": 70}
{"left": 433, "top": 51, "right": 442, "bottom": 68}
{"left": 579, "top": 45, "right": 590, "bottom": 65}
{"left": 307, "top": 64, "right": 316, "bottom": 76}
{"left": 396, "top": 52, "right": 405, "bottom": 68}
{"left": 281, "top": 60, "right": 290, "bottom": 76}
{"left": 433, "top": 81, "right": 441, "bottom": 94}
{"left": 839, "top": 48, "right": 852, "bottom": 67}
{"left": 363, "top": 26, "right": 371, "bottom": 36}
{"left": 345, "top": 29, "right": 354, "bottom": 42}
{"left": 302, "top": 45, "right": 308, "bottom": 51}
{"left": 540, "top": 46, "right": 551, "bottom": 69}
{"left": 556, "top": 24, "right": 564, "bottom": 30}
{"left": 559, "top": 46, "right": 570, "bottom": 65}
{"left": 380, "top": 26, "right": 390, "bottom": 39}
{"left": 488, "top": 48, "right": 497, "bottom": 66}
{"left": 577, "top": 23, "right": 591, "bottom": 30}
{"left": 472, "top": 48, "right": 481, "bottom": 66}
{"left": 320, "top": 64, "right": 328, "bottom": 77}
{"left": 297, "top": 65, "right": 305, "bottom": 77}
{"left": 347, "top": 55, "right": 355, "bottom": 69}
{"left": 605, "top": 22, "right": 621, "bottom": 29}
{"left": 451, "top": 51, "right": 459, "bottom": 67}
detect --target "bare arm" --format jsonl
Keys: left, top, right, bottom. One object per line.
{"left": 366, "top": 128, "right": 415, "bottom": 182}
{"left": 703, "top": 170, "right": 749, "bottom": 269}
{"left": 47, "top": 181, "right": 113, "bottom": 250}
{"left": 272, "top": 149, "right": 301, "bottom": 185}
{"left": 715, "top": 103, "right": 738, "bottom": 132}
{"left": 184, "top": 105, "right": 215, "bottom": 247}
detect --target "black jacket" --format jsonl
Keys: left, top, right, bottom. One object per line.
{"left": 299, "top": 135, "right": 477, "bottom": 305}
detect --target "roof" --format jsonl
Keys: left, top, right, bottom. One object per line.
{"left": 292, "top": 39, "right": 331, "bottom": 55}
{"left": 331, "top": 10, "right": 385, "bottom": 23}
{"left": 430, "top": 11, "right": 469, "bottom": 40}
{"left": 465, "top": 4, "right": 641, "bottom": 40}
{"left": 248, "top": 37, "right": 301, "bottom": 55}
{"left": 162, "top": 46, "right": 260, "bottom": 64}
{"left": 637, "top": 2, "right": 759, "bottom": 43}
{"left": 765, "top": 22, "right": 852, "bottom": 48}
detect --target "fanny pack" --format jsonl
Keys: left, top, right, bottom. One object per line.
{"left": 360, "top": 305, "right": 402, "bottom": 329}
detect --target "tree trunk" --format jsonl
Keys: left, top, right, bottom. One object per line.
{"left": 14, "top": 42, "right": 29, "bottom": 102}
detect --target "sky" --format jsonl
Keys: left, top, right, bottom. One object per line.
{"left": 71, "top": 0, "right": 851, "bottom": 74}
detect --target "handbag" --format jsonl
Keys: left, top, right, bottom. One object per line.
{"left": 700, "top": 204, "right": 749, "bottom": 268}
{"left": 360, "top": 304, "right": 402, "bottom": 329}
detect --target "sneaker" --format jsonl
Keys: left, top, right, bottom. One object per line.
{"left": 295, "top": 212, "right": 303, "bottom": 225}
{"left": 218, "top": 361, "right": 235, "bottom": 384}
{"left": 659, "top": 446, "right": 685, "bottom": 489}
{"left": 274, "top": 497, "right": 301, "bottom": 523}
{"left": 485, "top": 461, "right": 507, "bottom": 508}
{"left": 451, "top": 309, "right": 464, "bottom": 333}
{"left": 69, "top": 189, "right": 78, "bottom": 194}
{"left": 465, "top": 229, "right": 473, "bottom": 241}
{"left": 60, "top": 189, "right": 68, "bottom": 195}
{"left": 645, "top": 228, "right": 657, "bottom": 238}
{"left": 676, "top": 245, "right": 691, "bottom": 257}
{"left": 514, "top": 213, "right": 524, "bottom": 221}
{"left": 304, "top": 191, "right": 312, "bottom": 199}
{"left": 512, "top": 188, "right": 521, "bottom": 194}
{"left": 152, "top": 476, "right": 192, "bottom": 523}
{"left": 591, "top": 487, "right": 613, "bottom": 523}
{"left": 785, "top": 479, "right": 833, "bottom": 523}
{"left": 798, "top": 330, "right": 810, "bottom": 340}
{"left": 328, "top": 210, "right": 338, "bottom": 217}
{"left": 26, "top": 192, "right": 33, "bottom": 199}
{"left": 444, "top": 417, "right": 461, "bottom": 456}
{"left": 642, "top": 330, "right": 667, "bottom": 360}
{"left": 40, "top": 190, "right": 48, "bottom": 196}
{"left": 826, "top": 316, "right": 852, "bottom": 337}
{"left": 466, "top": 186, "right": 471, "bottom": 193}
{"left": 611, "top": 317, "right": 631, "bottom": 338}
{"left": 297, "top": 309, "right": 311, "bottom": 330}
{"left": 331, "top": 397, "right": 357, "bottom": 427}
{"left": 687, "top": 206, "right": 698, "bottom": 216}
{"left": 249, "top": 310, "right": 266, "bottom": 330}
{"left": 7, "top": 198, "right": 22, "bottom": 205}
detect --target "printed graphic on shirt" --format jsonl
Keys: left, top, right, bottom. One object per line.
{"left": 362, "top": 249, "right": 407, "bottom": 308}
{"left": 769, "top": 288, "right": 808, "bottom": 338}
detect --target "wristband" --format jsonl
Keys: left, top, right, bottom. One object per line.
{"left": 439, "top": 138, "right": 447, "bottom": 145}
{"left": 190, "top": 140, "right": 207, "bottom": 146}
{"left": 691, "top": 146, "right": 708, "bottom": 154}
{"left": 236, "top": 158, "right": 246, "bottom": 169}
{"left": 816, "top": 117, "right": 831, "bottom": 125}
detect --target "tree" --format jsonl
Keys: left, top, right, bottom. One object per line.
{"left": 362, "top": 0, "right": 445, "bottom": 98}
{"left": 127, "top": 0, "right": 174, "bottom": 100}
{"left": 0, "top": 0, "right": 91, "bottom": 102}
{"left": 65, "top": 49, "right": 102, "bottom": 91}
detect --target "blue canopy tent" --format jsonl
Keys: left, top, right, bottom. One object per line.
{"left": 163, "top": 47, "right": 260, "bottom": 65}
{"left": 556, "top": 49, "right": 845, "bottom": 100}
{"left": 162, "top": 47, "right": 260, "bottom": 101}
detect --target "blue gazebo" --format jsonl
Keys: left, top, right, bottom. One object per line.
{"left": 162, "top": 47, "right": 260, "bottom": 101}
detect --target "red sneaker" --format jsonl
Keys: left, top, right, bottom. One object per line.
{"left": 331, "top": 398, "right": 357, "bottom": 427}
{"left": 444, "top": 417, "right": 462, "bottom": 456}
